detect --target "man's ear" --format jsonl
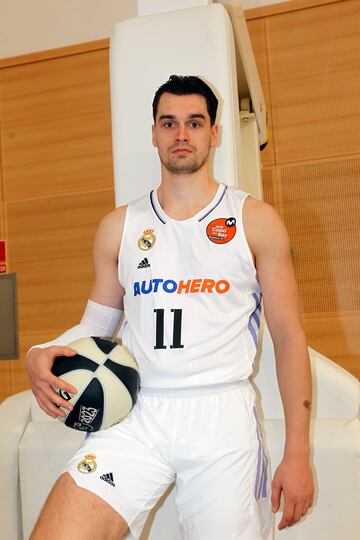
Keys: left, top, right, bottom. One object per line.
{"left": 152, "top": 124, "right": 158, "bottom": 148}
{"left": 210, "top": 124, "right": 219, "bottom": 147}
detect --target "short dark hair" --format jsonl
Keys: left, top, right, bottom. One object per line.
{"left": 152, "top": 75, "right": 218, "bottom": 125}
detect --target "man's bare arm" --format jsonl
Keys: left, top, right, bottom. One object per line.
{"left": 89, "top": 206, "right": 126, "bottom": 308}
{"left": 26, "top": 206, "right": 127, "bottom": 417}
{"left": 244, "top": 197, "right": 314, "bottom": 529}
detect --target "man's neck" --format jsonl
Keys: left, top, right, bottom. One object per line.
{"left": 157, "top": 168, "right": 219, "bottom": 221}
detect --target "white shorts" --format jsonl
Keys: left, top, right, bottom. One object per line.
{"left": 66, "top": 382, "right": 272, "bottom": 540}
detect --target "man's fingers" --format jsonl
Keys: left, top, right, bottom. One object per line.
{"left": 28, "top": 345, "right": 78, "bottom": 419}
{"left": 48, "top": 402, "right": 67, "bottom": 418}
{"left": 302, "top": 497, "right": 312, "bottom": 517}
{"left": 48, "top": 373, "right": 78, "bottom": 396}
{"left": 278, "top": 499, "right": 295, "bottom": 530}
{"left": 35, "top": 377, "right": 76, "bottom": 415}
{"left": 279, "top": 497, "right": 312, "bottom": 529}
{"left": 292, "top": 502, "right": 305, "bottom": 525}
{"left": 36, "top": 395, "right": 56, "bottom": 418}
{"left": 42, "top": 383, "right": 75, "bottom": 412}
{"left": 50, "top": 346, "right": 77, "bottom": 357}
{"left": 37, "top": 394, "right": 66, "bottom": 419}
{"left": 271, "top": 479, "right": 281, "bottom": 512}
{"left": 272, "top": 459, "right": 314, "bottom": 529}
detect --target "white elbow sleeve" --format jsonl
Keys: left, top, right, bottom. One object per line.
{"left": 28, "top": 300, "right": 123, "bottom": 351}
{"left": 81, "top": 299, "right": 123, "bottom": 337}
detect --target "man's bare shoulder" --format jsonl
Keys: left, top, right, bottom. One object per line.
{"left": 93, "top": 205, "right": 128, "bottom": 257}
{"left": 243, "top": 195, "right": 279, "bottom": 220}
{"left": 243, "top": 196, "right": 290, "bottom": 253}
{"left": 98, "top": 204, "right": 128, "bottom": 231}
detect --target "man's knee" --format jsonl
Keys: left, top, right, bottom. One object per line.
{"left": 31, "top": 472, "right": 129, "bottom": 540}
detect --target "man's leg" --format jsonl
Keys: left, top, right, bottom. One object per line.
{"left": 31, "top": 473, "right": 129, "bottom": 540}
{"left": 175, "top": 385, "right": 272, "bottom": 539}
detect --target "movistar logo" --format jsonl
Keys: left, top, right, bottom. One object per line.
{"left": 133, "top": 278, "right": 230, "bottom": 296}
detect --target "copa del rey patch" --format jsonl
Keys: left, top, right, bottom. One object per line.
{"left": 206, "top": 217, "right": 236, "bottom": 244}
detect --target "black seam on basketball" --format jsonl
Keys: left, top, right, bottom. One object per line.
{"left": 65, "top": 378, "right": 104, "bottom": 432}
{"left": 52, "top": 354, "right": 99, "bottom": 376}
{"left": 103, "top": 359, "right": 141, "bottom": 403}
{"left": 92, "top": 336, "right": 118, "bottom": 355}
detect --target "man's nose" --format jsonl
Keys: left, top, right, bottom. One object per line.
{"left": 176, "top": 124, "right": 189, "bottom": 142}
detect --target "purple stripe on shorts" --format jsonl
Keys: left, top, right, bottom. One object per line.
{"left": 262, "top": 454, "right": 269, "bottom": 498}
{"left": 259, "top": 452, "right": 268, "bottom": 500}
{"left": 255, "top": 424, "right": 263, "bottom": 499}
{"left": 253, "top": 407, "right": 268, "bottom": 500}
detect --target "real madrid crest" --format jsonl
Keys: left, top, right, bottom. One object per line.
{"left": 138, "top": 229, "right": 156, "bottom": 251}
{"left": 77, "top": 453, "right": 97, "bottom": 474}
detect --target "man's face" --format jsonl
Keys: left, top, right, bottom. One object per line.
{"left": 152, "top": 92, "right": 218, "bottom": 175}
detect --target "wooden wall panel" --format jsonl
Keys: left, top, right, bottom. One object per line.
{"left": 8, "top": 189, "right": 114, "bottom": 331}
{"left": 0, "top": 189, "right": 4, "bottom": 240}
{"left": 261, "top": 166, "right": 285, "bottom": 215}
{"left": 280, "top": 157, "right": 360, "bottom": 315}
{"left": 279, "top": 156, "right": 360, "bottom": 378}
{"left": 0, "top": 119, "right": 4, "bottom": 237}
{"left": 262, "top": 167, "right": 275, "bottom": 207}
{"left": 0, "top": 361, "right": 11, "bottom": 403}
{"left": 266, "top": 0, "right": 360, "bottom": 163}
{"left": 247, "top": 18, "right": 275, "bottom": 166}
{"left": 0, "top": 43, "right": 116, "bottom": 401}
{"left": 1, "top": 48, "right": 113, "bottom": 201}
{"left": 7, "top": 189, "right": 115, "bottom": 391}
{"left": 0, "top": 123, "right": 12, "bottom": 401}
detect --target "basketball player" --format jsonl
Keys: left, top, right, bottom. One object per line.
{"left": 26, "top": 75, "right": 314, "bottom": 540}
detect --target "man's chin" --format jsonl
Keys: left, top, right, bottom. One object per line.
{"left": 162, "top": 159, "right": 205, "bottom": 175}
{"left": 167, "top": 166, "right": 198, "bottom": 175}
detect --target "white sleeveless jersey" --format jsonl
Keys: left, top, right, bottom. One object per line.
{"left": 118, "top": 183, "right": 262, "bottom": 389}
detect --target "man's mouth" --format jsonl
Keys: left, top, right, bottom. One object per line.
{"left": 172, "top": 147, "right": 192, "bottom": 155}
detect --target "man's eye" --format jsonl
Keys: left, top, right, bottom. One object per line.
{"left": 163, "top": 121, "right": 174, "bottom": 128}
{"left": 190, "top": 121, "right": 200, "bottom": 128}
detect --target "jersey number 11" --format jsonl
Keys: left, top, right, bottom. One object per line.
{"left": 154, "top": 308, "right": 184, "bottom": 350}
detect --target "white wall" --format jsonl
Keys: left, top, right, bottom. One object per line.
{"left": 1, "top": 0, "right": 287, "bottom": 59}
{"left": 0, "top": 0, "right": 137, "bottom": 58}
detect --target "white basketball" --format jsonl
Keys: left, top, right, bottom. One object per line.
{"left": 51, "top": 336, "right": 140, "bottom": 432}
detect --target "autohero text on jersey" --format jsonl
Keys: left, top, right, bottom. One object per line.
{"left": 133, "top": 278, "right": 231, "bottom": 296}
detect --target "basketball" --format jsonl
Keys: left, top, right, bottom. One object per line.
{"left": 51, "top": 336, "right": 141, "bottom": 432}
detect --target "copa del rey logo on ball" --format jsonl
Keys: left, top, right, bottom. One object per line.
{"left": 58, "top": 390, "right": 100, "bottom": 432}
{"left": 206, "top": 217, "right": 237, "bottom": 244}
{"left": 73, "top": 405, "right": 100, "bottom": 432}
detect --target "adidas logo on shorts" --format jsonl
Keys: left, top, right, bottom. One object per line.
{"left": 137, "top": 258, "right": 150, "bottom": 269}
{"left": 100, "top": 472, "right": 115, "bottom": 487}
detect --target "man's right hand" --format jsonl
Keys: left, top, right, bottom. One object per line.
{"left": 26, "top": 346, "right": 78, "bottom": 419}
